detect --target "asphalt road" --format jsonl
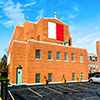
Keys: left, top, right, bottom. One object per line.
{"left": 7, "top": 82, "right": 100, "bottom": 100}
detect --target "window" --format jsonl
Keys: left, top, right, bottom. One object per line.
{"left": 56, "top": 52, "right": 61, "bottom": 61}
{"left": 96, "top": 64, "right": 98, "bottom": 69}
{"left": 71, "top": 54, "right": 75, "bottom": 62}
{"left": 72, "top": 73, "right": 75, "bottom": 81}
{"left": 48, "top": 73, "right": 52, "bottom": 82}
{"left": 35, "top": 73, "right": 40, "bottom": 83}
{"left": 31, "top": 38, "right": 34, "bottom": 40}
{"left": 48, "top": 51, "right": 52, "bottom": 60}
{"left": 36, "top": 50, "right": 40, "bottom": 59}
{"left": 69, "top": 40, "right": 71, "bottom": 46}
{"left": 37, "top": 35, "right": 40, "bottom": 41}
{"left": 90, "top": 64, "right": 92, "bottom": 69}
{"left": 88, "top": 64, "right": 90, "bottom": 69}
{"left": 95, "top": 57, "right": 98, "bottom": 62}
{"left": 81, "top": 73, "right": 84, "bottom": 80}
{"left": 80, "top": 54, "right": 83, "bottom": 62}
{"left": 93, "top": 64, "right": 95, "bottom": 69}
{"left": 7, "top": 52, "right": 11, "bottom": 65}
{"left": 88, "top": 56, "right": 89, "bottom": 61}
{"left": 64, "top": 53, "right": 68, "bottom": 61}
{"left": 64, "top": 42, "right": 68, "bottom": 46}
{"left": 93, "top": 56, "right": 95, "bottom": 61}
{"left": 90, "top": 56, "right": 92, "bottom": 61}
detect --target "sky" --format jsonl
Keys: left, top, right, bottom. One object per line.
{"left": 0, "top": 0, "right": 100, "bottom": 60}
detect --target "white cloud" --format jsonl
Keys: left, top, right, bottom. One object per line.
{"left": 67, "top": 13, "right": 78, "bottom": 19}
{"left": 36, "top": 9, "right": 44, "bottom": 20}
{"left": 60, "top": 17, "right": 64, "bottom": 20}
{"left": 76, "top": 33, "right": 96, "bottom": 44}
{"left": 95, "top": 26, "right": 99, "bottom": 29}
{"left": 0, "top": 0, "right": 25, "bottom": 27}
{"left": 24, "top": 2, "right": 36, "bottom": 7}
{"left": 74, "top": 7, "right": 79, "bottom": 12}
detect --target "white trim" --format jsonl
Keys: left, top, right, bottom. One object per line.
{"left": 35, "top": 59, "right": 41, "bottom": 60}
{"left": 64, "top": 60, "right": 68, "bottom": 62}
{"left": 12, "top": 40, "right": 86, "bottom": 50}
{"left": 8, "top": 80, "right": 88, "bottom": 86}
{"left": 80, "top": 61, "right": 83, "bottom": 63}
{"left": 48, "top": 59, "right": 53, "bottom": 61}
{"left": 56, "top": 60, "right": 61, "bottom": 61}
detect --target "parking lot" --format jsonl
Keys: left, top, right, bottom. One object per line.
{"left": 7, "top": 82, "right": 100, "bottom": 100}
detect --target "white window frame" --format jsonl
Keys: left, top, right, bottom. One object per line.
{"left": 80, "top": 54, "right": 83, "bottom": 63}
{"left": 64, "top": 53, "right": 68, "bottom": 62}
{"left": 48, "top": 51, "right": 53, "bottom": 61}
{"left": 7, "top": 52, "right": 11, "bottom": 65}
{"left": 71, "top": 54, "right": 75, "bottom": 62}
{"left": 56, "top": 52, "right": 61, "bottom": 61}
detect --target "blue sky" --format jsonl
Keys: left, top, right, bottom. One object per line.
{"left": 0, "top": 0, "right": 100, "bottom": 60}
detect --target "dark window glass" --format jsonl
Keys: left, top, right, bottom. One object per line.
{"left": 72, "top": 73, "right": 75, "bottom": 80}
{"left": 48, "top": 51, "right": 52, "bottom": 60}
{"left": 35, "top": 73, "right": 40, "bottom": 83}
{"left": 64, "top": 53, "right": 68, "bottom": 61}
{"left": 48, "top": 73, "right": 52, "bottom": 82}
{"left": 93, "top": 56, "right": 95, "bottom": 61}
{"left": 36, "top": 50, "right": 40, "bottom": 59}
{"left": 71, "top": 54, "right": 75, "bottom": 62}
{"left": 90, "top": 56, "right": 92, "bottom": 61}
{"left": 69, "top": 40, "right": 70, "bottom": 46}
{"left": 81, "top": 73, "right": 84, "bottom": 80}
{"left": 95, "top": 57, "right": 98, "bottom": 61}
{"left": 56, "top": 52, "right": 61, "bottom": 60}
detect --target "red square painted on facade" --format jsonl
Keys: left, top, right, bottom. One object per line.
{"left": 56, "top": 24, "right": 64, "bottom": 41}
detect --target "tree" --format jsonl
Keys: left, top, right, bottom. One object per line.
{"left": 0, "top": 55, "right": 7, "bottom": 77}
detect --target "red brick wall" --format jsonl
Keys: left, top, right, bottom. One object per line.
{"left": 9, "top": 41, "right": 88, "bottom": 84}
{"left": 96, "top": 41, "right": 100, "bottom": 70}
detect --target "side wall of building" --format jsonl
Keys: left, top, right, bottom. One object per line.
{"left": 96, "top": 41, "right": 100, "bottom": 71}
{"left": 9, "top": 41, "right": 88, "bottom": 84}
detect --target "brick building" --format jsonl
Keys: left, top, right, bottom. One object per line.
{"left": 88, "top": 53, "right": 98, "bottom": 73}
{"left": 7, "top": 18, "right": 88, "bottom": 84}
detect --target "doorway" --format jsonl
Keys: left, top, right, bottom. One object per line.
{"left": 17, "top": 66, "right": 22, "bottom": 84}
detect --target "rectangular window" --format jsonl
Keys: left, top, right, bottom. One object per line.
{"left": 96, "top": 65, "right": 98, "bottom": 69}
{"left": 48, "top": 73, "right": 52, "bottom": 82}
{"left": 71, "top": 54, "right": 75, "bottom": 62}
{"left": 72, "top": 73, "right": 75, "bottom": 81}
{"left": 36, "top": 50, "right": 40, "bottom": 59}
{"left": 81, "top": 73, "right": 84, "bottom": 80}
{"left": 48, "top": 51, "right": 52, "bottom": 60}
{"left": 90, "top": 64, "right": 92, "bottom": 69}
{"left": 56, "top": 52, "right": 61, "bottom": 61}
{"left": 35, "top": 73, "right": 40, "bottom": 83}
{"left": 88, "top": 56, "right": 89, "bottom": 62}
{"left": 93, "top": 64, "right": 95, "bottom": 69}
{"left": 80, "top": 54, "right": 83, "bottom": 62}
{"left": 95, "top": 57, "right": 98, "bottom": 62}
{"left": 64, "top": 53, "right": 68, "bottom": 61}
{"left": 90, "top": 56, "right": 92, "bottom": 61}
{"left": 93, "top": 56, "right": 95, "bottom": 61}
{"left": 88, "top": 64, "right": 90, "bottom": 69}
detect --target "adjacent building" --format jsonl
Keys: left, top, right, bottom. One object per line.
{"left": 7, "top": 18, "right": 88, "bottom": 84}
{"left": 88, "top": 53, "right": 98, "bottom": 73}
